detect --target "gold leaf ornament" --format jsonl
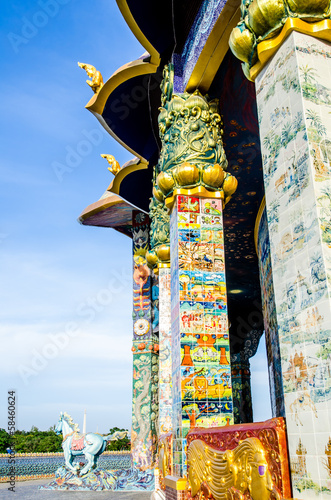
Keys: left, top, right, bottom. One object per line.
{"left": 156, "top": 244, "right": 170, "bottom": 262}
{"left": 175, "top": 162, "right": 200, "bottom": 186}
{"left": 146, "top": 250, "right": 158, "bottom": 268}
{"left": 157, "top": 171, "right": 175, "bottom": 194}
{"left": 202, "top": 163, "right": 225, "bottom": 188}
{"left": 223, "top": 173, "right": 238, "bottom": 197}
{"left": 247, "top": 0, "right": 286, "bottom": 36}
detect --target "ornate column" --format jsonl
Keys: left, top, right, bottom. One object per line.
{"left": 131, "top": 211, "right": 158, "bottom": 471}
{"left": 230, "top": 329, "right": 263, "bottom": 424}
{"left": 147, "top": 197, "right": 173, "bottom": 490}
{"left": 147, "top": 199, "right": 173, "bottom": 438}
{"left": 255, "top": 202, "right": 285, "bottom": 418}
{"left": 154, "top": 66, "right": 238, "bottom": 478}
{"left": 231, "top": 4, "right": 331, "bottom": 497}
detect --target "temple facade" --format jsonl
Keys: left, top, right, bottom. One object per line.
{"left": 78, "top": 1, "right": 331, "bottom": 498}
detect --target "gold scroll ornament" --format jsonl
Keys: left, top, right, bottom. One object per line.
{"left": 187, "top": 437, "right": 282, "bottom": 500}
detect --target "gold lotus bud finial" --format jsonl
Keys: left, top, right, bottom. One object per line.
{"left": 101, "top": 154, "right": 121, "bottom": 175}
{"left": 230, "top": 0, "right": 331, "bottom": 80}
{"left": 78, "top": 62, "right": 103, "bottom": 93}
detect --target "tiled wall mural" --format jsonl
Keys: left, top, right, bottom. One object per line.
{"left": 0, "top": 453, "right": 131, "bottom": 482}
{"left": 131, "top": 212, "right": 158, "bottom": 471}
{"left": 256, "top": 32, "right": 331, "bottom": 496}
{"left": 158, "top": 267, "right": 173, "bottom": 435}
{"left": 256, "top": 206, "right": 285, "bottom": 418}
{"left": 178, "top": 0, "right": 227, "bottom": 90}
{"left": 170, "top": 195, "right": 233, "bottom": 477}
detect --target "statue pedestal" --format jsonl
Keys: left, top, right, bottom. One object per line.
{"left": 40, "top": 466, "right": 155, "bottom": 491}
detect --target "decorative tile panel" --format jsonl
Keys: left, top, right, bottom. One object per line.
{"left": 170, "top": 195, "right": 233, "bottom": 477}
{"left": 256, "top": 206, "right": 285, "bottom": 418}
{"left": 256, "top": 32, "right": 331, "bottom": 497}
{"left": 159, "top": 267, "right": 173, "bottom": 435}
{"left": 131, "top": 211, "right": 158, "bottom": 471}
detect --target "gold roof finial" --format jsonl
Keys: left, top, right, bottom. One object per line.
{"left": 78, "top": 62, "right": 103, "bottom": 93}
{"left": 101, "top": 154, "right": 121, "bottom": 175}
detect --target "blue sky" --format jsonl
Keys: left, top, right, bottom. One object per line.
{"left": 1, "top": 0, "right": 271, "bottom": 434}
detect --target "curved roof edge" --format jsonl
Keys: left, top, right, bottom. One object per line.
{"left": 85, "top": 58, "right": 159, "bottom": 117}
{"left": 107, "top": 157, "right": 149, "bottom": 196}
{"left": 78, "top": 192, "right": 134, "bottom": 238}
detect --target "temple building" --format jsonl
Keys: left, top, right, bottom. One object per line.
{"left": 78, "top": 1, "right": 331, "bottom": 498}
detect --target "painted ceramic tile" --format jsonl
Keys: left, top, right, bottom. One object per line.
{"left": 256, "top": 31, "right": 331, "bottom": 496}
{"left": 170, "top": 194, "right": 233, "bottom": 477}
{"left": 178, "top": 222, "right": 201, "bottom": 231}
{"left": 158, "top": 268, "right": 173, "bottom": 434}
{"left": 200, "top": 229, "right": 214, "bottom": 243}
{"left": 177, "top": 195, "right": 200, "bottom": 212}
{"left": 179, "top": 301, "right": 204, "bottom": 331}
{"left": 201, "top": 213, "right": 223, "bottom": 227}
{"left": 178, "top": 211, "right": 201, "bottom": 224}
{"left": 201, "top": 198, "right": 223, "bottom": 215}
{"left": 178, "top": 228, "right": 199, "bottom": 242}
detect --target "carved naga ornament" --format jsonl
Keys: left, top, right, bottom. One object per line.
{"left": 153, "top": 65, "right": 237, "bottom": 210}
{"left": 78, "top": 62, "right": 103, "bottom": 93}
{"left": 229, "top": 0, "right": 331, "bottom": 79}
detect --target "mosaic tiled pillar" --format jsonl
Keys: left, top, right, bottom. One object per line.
{"left": 231, "top": 329, "right": 263, "bottom": 424}
{"left": 256, "top": 203, "right": 285, "bottom": 418}
{"left": 131, "top": 211, "right": 158, "bottom": 471}
{"left": 256, "top": 32, "right": 331, "bottom": 496}
{"left": 230, "top": 355, "right": 252, "bottom": 424}
{"left": 170, "top": 195, "right": 234, "bottom": 477}
{"left": 158, "top": 266, "right": 173, "bottom": 436}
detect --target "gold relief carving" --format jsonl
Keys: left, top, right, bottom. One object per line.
{"left": 78, "top": 62, "right": 103, "bottom": 93}
{"left": 229, "top": 1, "right": 331, "bottom": 80}
{"left": 160, "top": 63, "right": 174, "bottom": 107}
{"left": 101, "top": 154, "right": 121, "bottom": 175}
{"left": 155, "top": 80, "right": 237, "bottom": 209}
{"left": 158, "top": 433, "right": 173, "bottom": 490}
{"left": 287, "top": 0, "right": 330, "bottom": 16}
{"left": 187, "top": 437, "right": 282, "bottom": 500}
{"left": 248, "top": 0, "right": 286, "bottom": 38}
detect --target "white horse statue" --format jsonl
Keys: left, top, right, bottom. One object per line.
{"left": 55, "top": 412, "right": 128, "bottom": 475}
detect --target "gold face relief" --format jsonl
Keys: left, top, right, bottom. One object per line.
{"left": 187, "top": 437, "right": 281, "bottom": 500}
{"left": 158, "top": 434, "right": 172, "bottom": 490}
{"left": 249, "top": 452, "right": 274, "bottom": 500}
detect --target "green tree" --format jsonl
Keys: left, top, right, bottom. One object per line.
{"left": 306, "top": 109, "right": 327, "bottom": 139}
{"left": 106, "top": 427, "right": 130, "bottom": 451}
{"left": 0, "top": 428, "right": 12, "bottom": 453}
{"left": 281, "top": 122, "right": 293, "bottom": 147}
{"left": 12, "top": 426, "right": 62, "bottom": 453}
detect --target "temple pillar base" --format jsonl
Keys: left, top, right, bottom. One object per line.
{"left": 164, "top": 476, "right": 186, "bottom": 500}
